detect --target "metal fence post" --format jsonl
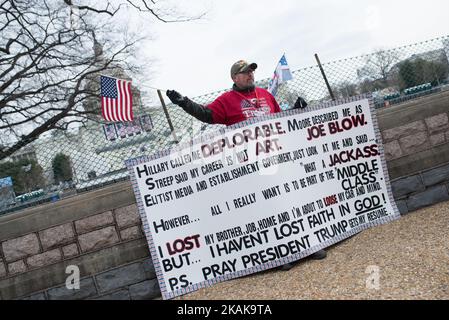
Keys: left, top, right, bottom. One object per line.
{"left": 157, "top": 89, "right": 179, "bottom": 143}
{"left": 315, "top": 53, "right": 335, "bottom": 101}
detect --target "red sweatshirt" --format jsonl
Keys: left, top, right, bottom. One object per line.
{"left": 206, "top": 87, "right": 281, "bottom": 126}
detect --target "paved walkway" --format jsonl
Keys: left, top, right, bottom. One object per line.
{"left": 176, "top": 201, "right": 449, "bottom": 300}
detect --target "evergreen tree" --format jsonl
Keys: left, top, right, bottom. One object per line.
{"left": 52, "top": 153, "right": 73, "bottom": 184}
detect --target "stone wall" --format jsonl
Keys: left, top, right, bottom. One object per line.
{"left": 1, "top": 90, "right": 449, "bottom": 300}
{"left": 392, "top": 162, "right": 449, "bottom": 214}
{"left": 0, "top": 182, "right": 159, "bottom": 300}
{"left": 378, "top": 89, "right": 449, "bottom": 213}
{"left": 378, "top": 88, "right": 449, "bottom": 178}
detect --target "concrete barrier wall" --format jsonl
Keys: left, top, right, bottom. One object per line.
{"left": 1, "top": 91, "right": 449, "bottom": 300}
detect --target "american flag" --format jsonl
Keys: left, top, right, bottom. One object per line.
{"left": 267, "top": 54, "right": 293, "bottom": 96}
{"left": 100, "top": 75, "right": 133, "bottom": 122}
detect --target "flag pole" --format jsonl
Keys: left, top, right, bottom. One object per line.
{"left": 157, "top": 89, "right": 179, "bottom": 143}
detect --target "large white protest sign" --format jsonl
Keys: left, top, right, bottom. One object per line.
{"left": 125, "top": 95, "right": 400, "bottom": 300}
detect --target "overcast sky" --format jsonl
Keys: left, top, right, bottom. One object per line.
{"left": 139, "top": 0, "right": 449, "bottom": 102}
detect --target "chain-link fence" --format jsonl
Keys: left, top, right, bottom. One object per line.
{"left": 1, "top": 35, "right": 449, "bottom": 215}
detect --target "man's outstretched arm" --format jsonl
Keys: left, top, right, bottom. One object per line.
{"left": 166, "top": 90, "right": 214, "bottom": 124}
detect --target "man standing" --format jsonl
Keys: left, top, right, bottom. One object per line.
{"left": 166, "top": 60, "right": 326, "bottom": 268}
{"left": 166, "top": 60, "right": 282, "bottom": 126}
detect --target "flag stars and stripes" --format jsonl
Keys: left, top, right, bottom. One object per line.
{"left": 280, "top": 55, "right": 288, "bottom": 66}
{"left": 268, "top": 54, "right": 293, "bottom": 96}
{"left": 100, "top": 75, "right": 134, "bottom": 122}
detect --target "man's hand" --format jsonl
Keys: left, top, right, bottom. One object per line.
{"left": 166, "top": 90, "right": 185, "bottom": 105}
{"left": 166, "top": 90, "right": 213, "bottom": 124}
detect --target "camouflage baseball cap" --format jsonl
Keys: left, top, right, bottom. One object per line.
{"left": 230, "top": 60, "right": 258, "bottom": 77}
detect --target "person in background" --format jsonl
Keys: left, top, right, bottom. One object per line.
{"left": 166, "top": 60, "right": 326, "bottom": 270}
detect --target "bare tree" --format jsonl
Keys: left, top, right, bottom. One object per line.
{"left": 358, "top": 50, "right": 399, "bottom": 82}
{"left": 334, "top": 81, "right": 358, "bottom": 99}
{"left": 62, "top": 0, "right": 206, "bottom": 23}
{"left": 0, "top": 0, "right": 205, "bottom": 161}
